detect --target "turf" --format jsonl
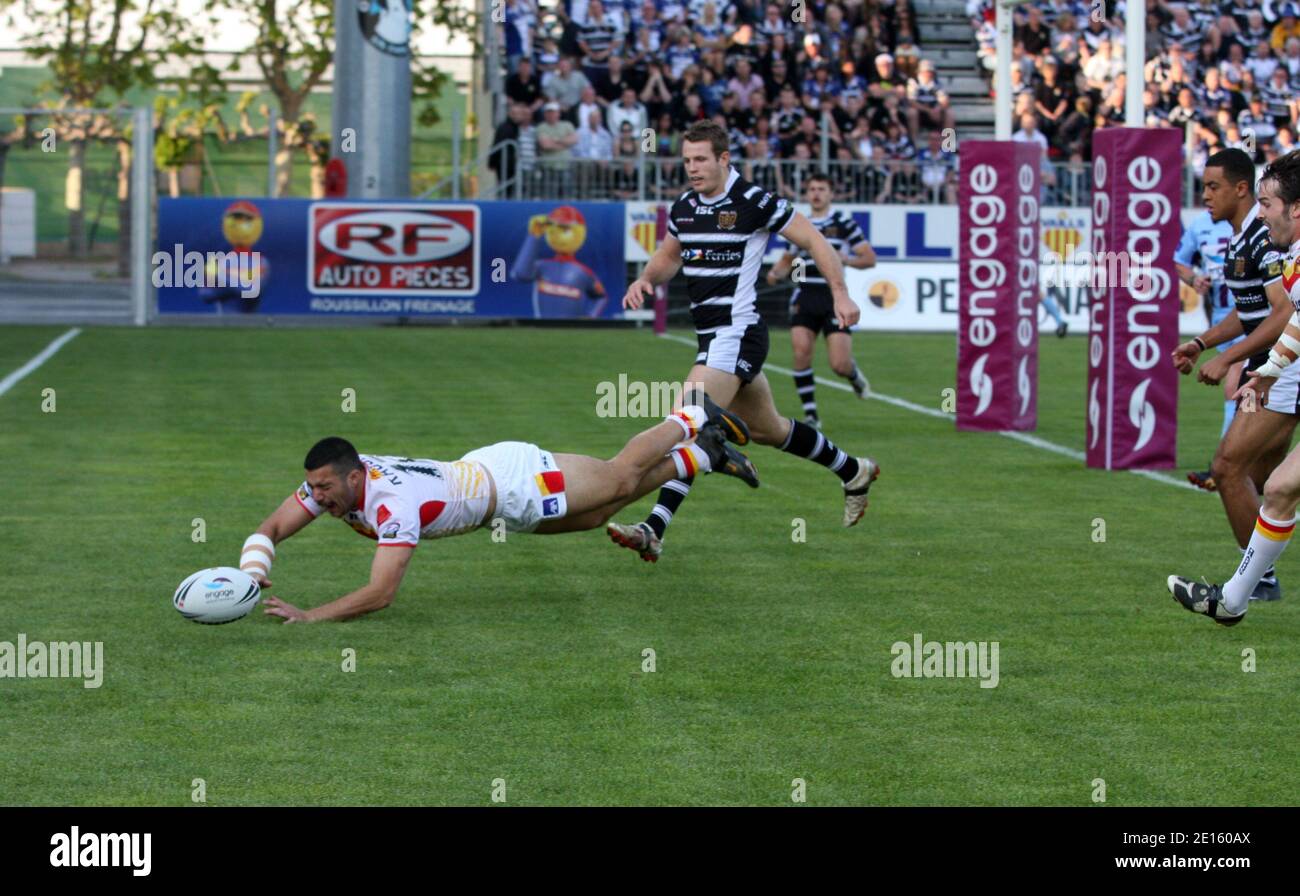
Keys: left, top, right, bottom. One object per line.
{"left": 0, "top": 325, "right": 1295, "bottom": 806}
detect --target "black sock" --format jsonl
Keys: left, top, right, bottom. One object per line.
{"left": 779, "top": 418, "right": 860, "bottom": 483}
{"left": 840, "top": 362, "right": 861, "bottom": 383}
{"left": 792, "top": 367, "right": 817, "bottom": 419}
{"left": 645, "top": 476, "right": 692, "bottom": 539}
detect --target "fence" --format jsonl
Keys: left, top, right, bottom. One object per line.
{"left": 476, "top": 147, "right": 1204, "bottom": 208}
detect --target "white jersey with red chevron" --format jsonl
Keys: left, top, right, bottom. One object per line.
{"left": 294, "top": 454, "right": 493, "bottom": 546}
{"left": 1284, "top": 239, "right": 1300, "bottom": 310}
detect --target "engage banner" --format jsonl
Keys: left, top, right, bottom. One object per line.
{"left": 955, "top": 141, "right": 1040, "bottom": 431}
{"left": 1086, "top": 129, "right": 1182, "bottom": 470}
{"left": 155, "top": 198, "right": 626, "bottom": 319}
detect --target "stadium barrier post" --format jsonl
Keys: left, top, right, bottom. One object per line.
{"left": 266, "top": 108, "right": 277, "bottom": 197}
{"left": 131, "top": 105, "right": 154, "bottom": 327}
{"left": 451, "top": 109, "right": 461, "bottom": 200}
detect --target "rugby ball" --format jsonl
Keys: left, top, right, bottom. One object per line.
{"left": 173, "top": 567, "right": 261, "bottom": 624}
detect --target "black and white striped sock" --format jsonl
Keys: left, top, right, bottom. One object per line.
{"left": 646, "top": 477, "right": 692, "bottom": 540}
{"left": 779, "top": 419, "right": 860, "bottom": 484}
{"left": 792, "top": 367, "right": 817, "bottom": 419}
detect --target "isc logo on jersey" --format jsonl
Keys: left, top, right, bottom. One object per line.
{"left": 309, "top": 203, "right": 479, "bottom": 296}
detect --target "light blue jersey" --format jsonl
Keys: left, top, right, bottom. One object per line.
{"left": 1174, "top": 210, "right": 1234, "bottom": 318}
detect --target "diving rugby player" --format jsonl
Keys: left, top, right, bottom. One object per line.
{"left": 238, "top": 399, "right": 755, "bottom": 622}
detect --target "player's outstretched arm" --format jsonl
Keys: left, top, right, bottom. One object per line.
{"left": 239, "top": 494, "right": 315, "bottom": 587}
{"left": 1173, "top": 309, "right": 1243, "bottom": 375}
{"left": 781, "top": 212, "right": 860, "bottom": 328}
{"left": 263, "top": 544, "right": 415, "bottom": 624}
{"left": 845, "top": 241, "right": 877, "bottom": 270}
{"left": 624, "top": 234, "right": 682, "bottom": 310}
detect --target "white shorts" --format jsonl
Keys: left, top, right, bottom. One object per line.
{"left": 459, "top": 441, "right": 568, "bottom": 532}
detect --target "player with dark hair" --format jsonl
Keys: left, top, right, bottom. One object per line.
{"left": 235, "top": 398, "right": 756, "bottom": 622}
{"left": 1169, "top": 150, "right": 1300, "bottom": 624}
{"left": 611, "top": 120, "right": 880, "bottom": 563}
{"left": 766, "top": 172, "right": 876, "bottom": 428}
{"left": 1170, "top": 148, "right": 1293, "bottom": 602}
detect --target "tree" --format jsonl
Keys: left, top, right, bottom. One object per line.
{"left": 4, "top": 0, "right": 216, "bottom": 264}
{"left": 217, "top": 0, "right": 478, "bottom": 197}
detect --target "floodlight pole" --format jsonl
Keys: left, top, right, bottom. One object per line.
{"left": 131, "top": 106, "right": 154, "bottom": 327}
{"left": 1125, "top": 0, "right": 1146, "bottom": 126}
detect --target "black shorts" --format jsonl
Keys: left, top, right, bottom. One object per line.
{"left": 694, "top": 320, "right": 769, "bottom": 384}
{"left": 790, "top": 287, "right": 851, "bottom": 336}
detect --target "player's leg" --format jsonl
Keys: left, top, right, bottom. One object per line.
{"left": 729, "top": 371, "right": 880, "bottom": 527}
{"left": 789, "top": 323, "right": 821, "bottom": 426}
{"left": 537, "top": 399, "right": 756, "bottom": 536}
{"left": 1040, "top": 288, "right": 1068, "bottom": 337}
{"left": 1170, "top": 442, "right": 1300, "bottom": 625}
{"left": 825, "top": 329, "right": 869, "bottom": 398}
{"left": 622, "top": 362, "right": 745, "bottom": 548}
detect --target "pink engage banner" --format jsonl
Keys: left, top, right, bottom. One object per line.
{"left": 1086, "top": 129, "right": 1182, "bottom": 469}
{"left": 957, "top": 141, "right": 1040, "bottom": 431}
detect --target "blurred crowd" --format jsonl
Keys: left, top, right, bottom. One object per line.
{"left": 488, "top": 0, "right": 960, "bottom": 202}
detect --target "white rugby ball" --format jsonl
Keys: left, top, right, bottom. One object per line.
{"left": 173, "top": 567, "right": 261, "bottom": 624}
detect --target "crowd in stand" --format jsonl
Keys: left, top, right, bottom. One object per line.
{"left": 972, "top": 0, "right": 1300, "bottom": 184}
{"left": 487, "top": 0, "right": 1300, "bottom": 203}
{"left": 488, "top": 0, "right": 961, "bottom": 202}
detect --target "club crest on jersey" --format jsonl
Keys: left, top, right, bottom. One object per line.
{"left": 542, "top": 496, "right": 561, "bottom": 517}
{"left": 1235, "top": 257, "right": 1246, "bottom": 277}
{"left": 718, "top": 210, "right": 737, "bottom": 230}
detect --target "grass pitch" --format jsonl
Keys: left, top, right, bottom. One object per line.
{"left": 0, "top": 324, "right": 1296, "bottom": 806}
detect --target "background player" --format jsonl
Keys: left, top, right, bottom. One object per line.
{"left": 1169, "top": 151, "right": 1300, "bottom": 625}
{"left": 1170, "top": 148, "right": 1292, "bottom": 602}
{"left": 612, "top": 121, "right": 879, "bottom": 563}
{"left": 238, "top": 399, "right": 754, "bottom": 622}
{"left": 1175, "top": 206, "right": 1236, "bottom": 489}
{"left": 765, "top": 173, "right": 875, "bottom": 429}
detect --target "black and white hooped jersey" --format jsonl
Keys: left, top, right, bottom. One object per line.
{"left": 788, "top": 209, "right": 867, "bottom": 287}
{"left": 668, "top": 166, "right": 795, "bottom": 331}
{"left": 1225, "top": 202, "right": 1285, "bottom": 366}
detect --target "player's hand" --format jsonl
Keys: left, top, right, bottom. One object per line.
{"left": 1171, "top": 340, "right": 1202, "bottom": 375}
{"left": 1232, "top": 370, "right": 1275, "bottom": 409}
{"left": 833, "top": 293, "right": 860, "bottom": 329}
{"left": 1192, "top": 274, "right": 1211, "bottom": 294}
{"left": 765, "top": 269, "right": 781, "bottom": 286}
{"left": 1197, "top": 353, "right": 1231, "bottom": 385}
{"left": 263, "top": 595, "right": 309, "bottom": 624}
{"left": 250, "top": 573, "right": 272, "bottom": 589}
{"left": 623, "top": 278, "right": 654, "bottom": 310}
{"left": 528, "top": 214, "right": 549, "bottom": 238}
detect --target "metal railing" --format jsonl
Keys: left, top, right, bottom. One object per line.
{"left": 476, "top": 146, "right": 1206, "bottom": 207}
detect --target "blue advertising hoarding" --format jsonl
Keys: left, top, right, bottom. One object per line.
{"left": 155, "top": 198, "right": 627, "bottom": 318}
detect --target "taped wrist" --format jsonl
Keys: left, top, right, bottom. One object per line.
{"left": 241, "top": 533, "right": 274, "bottom": 577}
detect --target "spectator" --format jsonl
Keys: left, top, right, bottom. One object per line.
{"left": 488, "top": 101, "right": 536, "bottom": 188}
{"left": 543, "top": 57, "right": 593, "bottom": 112}
{"left": 576, "top": 107, "right": 615, "bottom": 161}
{"left": 1017, "top": 7, "right": 1052, "bottom": 56}
{"left": 506, "top": 57, "right": 544, "bottom": 117}
{"left": 665, "top": 26, "right": 700, "bottom": 79}
{"left": 537, "top": 101, "right": 578, "bottom": 170}
{"left": 577, "top": 0, "right": 623, "bottom": 92}
{"left": 1056, "top": 96, "right": 1094, "bottom": 158}
{"left": 728, "top": 58, "right": 766, "bottom": 109}
{"left": 608, "top": 86, "right": 649, "bottom": 137}
{"left": 906, "top": 60, "right": 954, "bottom": 140}
{"left": 1034, "top": 57, "right": 1074, "bottom": 142}
{"left": 916, "top": 129, "right": 958, "bottom": 203}
{"left": 575, "top": 85, "right": 603, "bottom": 131}
{"left": 1273, "top": 4, "right": 1300, "bottom": 50}
{"left": 504, "top": 0, "right": 537, "bottom": 74}
{"left": 640, "top": 61, "right": 674, "bottom": 121}
{"left": 1013, "top": 112, "right": 1049, "bottom": 152}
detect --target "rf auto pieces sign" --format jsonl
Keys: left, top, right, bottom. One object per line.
{"left": 956, "top": 141, "right": 1040, "bottom": 432}
{"left": 308, "top": 203, "right": 478, "bottom": 296}
{"left": 1086, "top": 129, "right": 1181, "bottom": 470}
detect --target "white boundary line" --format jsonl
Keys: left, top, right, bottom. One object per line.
{"left": 659, "top": 332, "right": 1198, "bottom": 492}
{"left": 0, "top": 328, "right": 82, "bottom": 398}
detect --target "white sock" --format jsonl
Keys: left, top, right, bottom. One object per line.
{"left": 1223, "top": 512, "right": 1296, "bottom": 614}
{"left": 670, "top": 443, "right": 711, "bottom": 478}
{"left": 667, "top": 405, "right": 706, "bottom": 441}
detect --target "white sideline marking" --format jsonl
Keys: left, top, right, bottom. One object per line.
{"left": 0, "top": 328, "right": 82, "bottom": 398}
{"left": 659, "top": 332, "right": 1198, "bottom": 492}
